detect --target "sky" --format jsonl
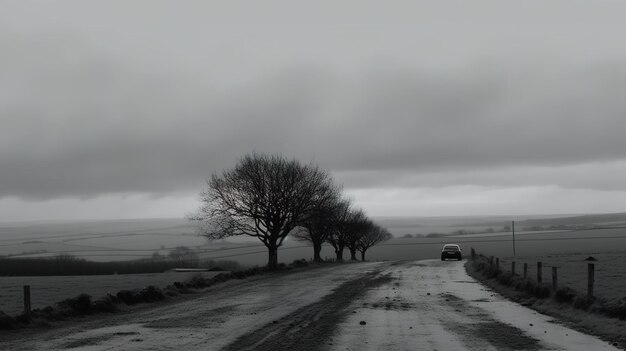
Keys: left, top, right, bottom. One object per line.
{"left": 2, "top": 0, "right": 626, "bottom": 222}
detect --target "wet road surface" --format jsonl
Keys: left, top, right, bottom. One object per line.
{"left": 0, "top": 260, "right": 619, "bottom": 350}
{"left": 331, "top": 260, "right": 619, "bottom": 351}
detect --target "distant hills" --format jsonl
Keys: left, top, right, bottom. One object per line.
{"left": 514, "top": 212, "right": 626, "bottom": 227}
{"left": 374, "top": 212, "right": 626, "bottom": 237}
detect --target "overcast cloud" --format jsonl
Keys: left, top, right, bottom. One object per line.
{"left": 2, "top": 0, "right": 626, "bottom": 220}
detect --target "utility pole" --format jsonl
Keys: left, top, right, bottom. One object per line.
{"left": 512, "top": 220, "right": 516, "bottom": 257}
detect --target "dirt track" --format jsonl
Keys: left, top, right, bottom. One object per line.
{"left": 0, "top": 260, "right": 620, "bottom": 351}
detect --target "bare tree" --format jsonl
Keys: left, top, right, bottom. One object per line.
{"left": 292, "top": 182, "right": 342, "bottom": 262}
{"left": 191, "top": 153, "right": 334, "bottom": 269}
{"left": 325, "top": 199, "right": 353, "bottom": 262}
{"left": 345, "top": 209, "right": 371, "bottom": 261}
{"left": 357, "top": 224, "right": 392, "bottom": 261}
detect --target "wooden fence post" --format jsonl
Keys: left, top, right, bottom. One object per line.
{"left": 552, "top": 267, "right": 557, "bottom": 290}
{"left": 512, "top": 261, "right": 516, "bottom": 276}
{"left": 496, "top": 258, "right": 500, "bottom": 271}
{"left": 537, "top": 262, "right": 542, "bottom": 284}
{"left": 588, "top": 263, "right": 595, "bottom": 298}
{"left": 23, "top": 285, "right": 31, "bottom": 316}
{"left": 490, "top": 256, "right": 494, "bottom": 270}
{"left": 471, "top": 248, "right": 476, "bottom": 260}
{"left": 523, "top": 263, "right": 528, "bottom": 279}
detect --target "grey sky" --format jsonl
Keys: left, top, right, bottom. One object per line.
{"left": 2, "top": 0, "right": 626, "bottom": 220}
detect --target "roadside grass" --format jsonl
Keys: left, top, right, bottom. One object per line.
{"left": 466, "top": 253, "right": 626, "bottom": 349}
{"left": 496, "top": 253, "right": 626, "bottom": 308}
{"left": 0, "top": 258, "right": 326, "bottom": 331}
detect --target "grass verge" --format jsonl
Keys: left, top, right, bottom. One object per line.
{"left": 466, "top": 255, "right": 625, "bottom": 349}
{"left": 0, "top": 258, "right": 318, "bottom": 331}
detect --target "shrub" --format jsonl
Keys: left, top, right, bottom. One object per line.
{"left": 486, "top": 268, "right": 501, "bottom": 279}
{"left": 187, "top": 274, "right": 209, "bottom": 288}
{"left": 212, "top": 273, "right": 231, "bottom": 282}
{"left": 497, "top": 273, "right": 514, "bottom": 286}
{"left": 14, "top": 313, "right": 31, "bottom": 324}
{"left": 573, "top": 296, "right": 593, "bottom": 310}
{"left": 523, "top": 280, "right": 537, "bottom": 295}
{"left": 604, "top": 298, "right": 626, "bottom": 320}
{"left": 115, "top": 286, "right": 164, "bottom": 305}
{"left": 231, "top": 271, "right": 247, "bottom": 279}
{"left": 39, "top": 306, "right": 55, "bottom": 315}
{"left": 37, "top": 306, "right": 65, "bottom": 321}
{"left": 290, "top": 259, "right": 309, "bottom": 268}
{"left": 137, "top": 286, "right": 165, "bottom": 303}
{"left": 116, "top": 290, "right": 136, "bottom": 305}
{"left": 554, "top": 287, "right": 577, "bottom": 303}
{"left": 173, "top": 282, "right": 192, "bottom": 294}
{"left": 0, "top": 311, "right": 16, "bottom": 330}
{"left": 245, "top": 267, "right": 262, "bottom": 276}
{"left": 533, "top": 285, "right": 551, "bottom": 299}
{"left": 58, "top": 294, "right": 93, "bottom": 314}
{"left": 164, "top": 285, "right": 180, "bottom": 297}
{"left": 93, "top": 296, "right": 117, "bottom": 313}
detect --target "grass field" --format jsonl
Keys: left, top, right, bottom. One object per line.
{"left": 2, "top": 215, "right": 626, "bottom": 265}
{"left": 495, "top": 252, "right": 626, "bottom": 305}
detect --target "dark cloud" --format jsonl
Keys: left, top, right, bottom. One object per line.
{"left": 2, "top": 1, "right": 626, "bottom": 201}
{"left": 336, "top": 161, "right": 626, "bottom": 192}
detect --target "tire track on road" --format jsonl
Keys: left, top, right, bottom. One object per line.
{"left": 221, "top": 270, "right": 393, "bottom": 351}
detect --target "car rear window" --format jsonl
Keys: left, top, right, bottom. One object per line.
{"left": 443, "top": 246, "right": 459, "bottom": 251}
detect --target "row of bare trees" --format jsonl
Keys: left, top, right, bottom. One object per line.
{"left": 294, "top": 199, "right": 391, "bottom": 262}
{"left": 190, "top": 152, "right": 391, "bottom": 269}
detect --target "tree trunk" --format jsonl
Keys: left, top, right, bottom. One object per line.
{"left": 350, "top": 248, "right": 358, "bottom": 261}
{"left": 313, "top": 242, "right": 323, "bottom": 262}
{"left": 335, "top": 246, "right": 344, "bottom": 261}
{"left": 267, "top": 245, "right": 278, "bottom": 269}
{"left": 361, "top": 251, "right": 365, "bottom": 261}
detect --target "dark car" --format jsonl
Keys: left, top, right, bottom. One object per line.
{"left": 441, "top": 244, "right": 462, "bottom": 261}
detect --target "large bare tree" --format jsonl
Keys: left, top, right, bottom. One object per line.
{"left": 191, "top": 153, "right": 334, "bottom": 269}
{"left": 357, "top": 224, "right": 392, "bottom": 261}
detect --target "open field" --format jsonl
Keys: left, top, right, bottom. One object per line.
{"left": 2, "top": 215, "right": 626, "bottom": 265}
{"left": 0, "top": 219, "right": 207, "bottom": 262}
{"left": 0, "top": 271, "right": 222, "bottom": 316}
{"left": 364, "top": 227, "right": 626, "bottom": 263}
{"left": 0, "top": 216, "right": 505, "bottom": 261}
{"left": 6, "top": 226, "right": 626, "bottom": 267}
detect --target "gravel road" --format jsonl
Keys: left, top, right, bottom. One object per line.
{"left": 0, "top": 260, "right": 620, "bottom": 351}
